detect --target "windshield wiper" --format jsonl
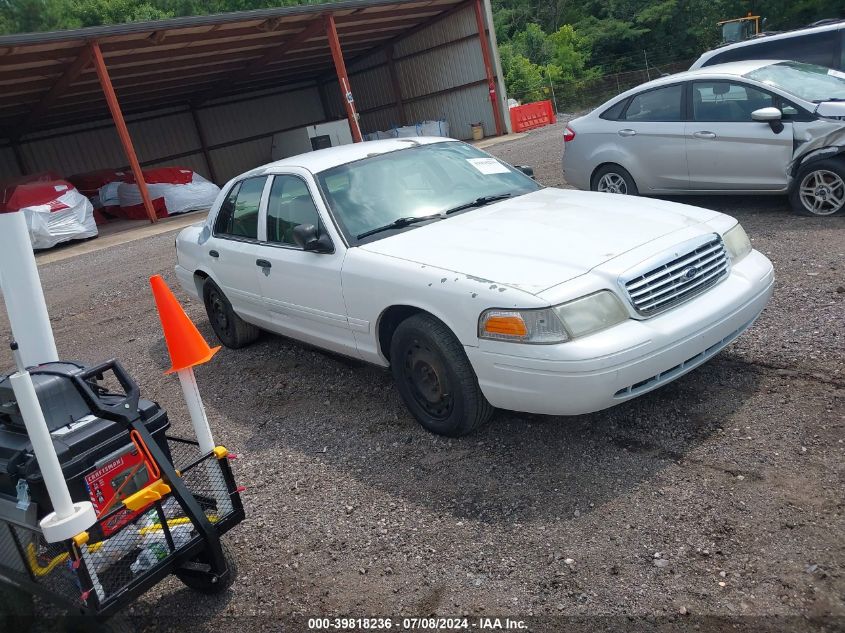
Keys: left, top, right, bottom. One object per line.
{"left": 444, "top": 194, "right": 512, "bottom": 215}
{"left": 813, "top": 97, "right": 845, "bottom": 103}
{"left": 356, "top": 213, "right": 443, "bottom": 239}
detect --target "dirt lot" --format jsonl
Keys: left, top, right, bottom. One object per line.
{"left": 3, "top": 123, "right": 844, "bottom": 632}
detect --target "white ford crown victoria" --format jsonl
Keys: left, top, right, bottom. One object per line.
{"left": 175, "top": 137, "right": 774, "bottom": 436}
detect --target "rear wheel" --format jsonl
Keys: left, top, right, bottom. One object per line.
{"left": 591, "top": 164, "right": 639, "bottom": 195}
{"left": 202, "top": 278, "right": 260, "bottom": 348}
{"left": 790, "top": 159, "right": 845, "bottom": 217}
{"left": 390, "top": 314, "right": 493, "bottom": 437}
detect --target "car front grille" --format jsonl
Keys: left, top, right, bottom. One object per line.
{"left": 621, "top": 234, "right": 729, "bottom": 316}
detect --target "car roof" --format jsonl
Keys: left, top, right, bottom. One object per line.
{"left": 692, "top": 19, "right": 845, "bottom": 68}
{"left": 607, "top": 59, "right": 782, "bottom": 97}
{"left": 255, "top": 136, "right": 452, "bottom": 174}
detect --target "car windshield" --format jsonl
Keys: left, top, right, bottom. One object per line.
{"left": 744, "top": 61, "right": 845, "bottom": 103}
{"left": 316, "top": 141, "right": 540, "bottom": 242}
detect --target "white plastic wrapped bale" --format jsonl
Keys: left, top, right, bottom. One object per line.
{"left": 97, "top": 180, "right": 123, "bottom": 209}
{"left": 364, "top": 120, "right": 450, "bottom": 141}
{"left": 419, "top": 120, "right": 450, "bottom": 137}
{"left": 0, "top": 181, "right": 97, "bottom": 250}
{"left": 117, "top": 168, "right": 220, "bottom": 218}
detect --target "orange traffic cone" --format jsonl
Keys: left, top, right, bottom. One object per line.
{"left": 149, "top": 275, "right": 220, "bottom": 374}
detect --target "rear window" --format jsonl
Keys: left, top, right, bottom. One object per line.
{"left": 600, "top": 99, "right": 628, "bottom": 120}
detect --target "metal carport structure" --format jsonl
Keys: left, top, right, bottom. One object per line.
{"left": 0, "top": 0, "right": 508, "bottom": 222}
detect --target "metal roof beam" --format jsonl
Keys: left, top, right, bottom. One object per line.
{"left": 192, "top": 16, "right": 327, "bottom": 106}
{"left": 323, "top": 0, "right": 471, "bottom": 81}
{"left": 13, "top": 45, "right": 93, "bottom": 139}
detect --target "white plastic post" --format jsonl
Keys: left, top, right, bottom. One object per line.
{"left": 10, "top": 370, "right": 96, "bottom": 542}
{"left": 176, "top": 367, "right": 232, "bottom": 514}
{"left": 177, "top": 367, "right": 214, "bottom": 453}
{"left": 0, "top": 212, "right": 59, "bottom": 368}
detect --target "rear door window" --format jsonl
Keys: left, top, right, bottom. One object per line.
{"left": 624, "top": 84, "right": 683, "bottom": 122}
{"left": 214, "top": 176, "right": 267, "bottom": 240}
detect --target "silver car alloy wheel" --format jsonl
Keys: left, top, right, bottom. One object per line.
{"left": 799, "top": 169, "right": 845, "bottom": 216}
{"left": 596, "top": 172, "right": 628, "bottom": 194}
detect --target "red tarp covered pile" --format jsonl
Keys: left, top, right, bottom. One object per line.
{"left": 67, "top": 169, "right": 130, "bottom": 224}
{"left": 0, "top": 176, "right": 97, "bottom": 250}
{"left": 115, "top": 167, "right": 220, "bottom": 220}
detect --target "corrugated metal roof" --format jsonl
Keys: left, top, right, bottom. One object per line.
{"left": 0, "top": 0, "right": 468, "bottom": 136}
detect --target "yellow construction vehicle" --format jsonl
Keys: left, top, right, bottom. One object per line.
{"left": 718, "top": 13, "right": 762, "bottom": 43}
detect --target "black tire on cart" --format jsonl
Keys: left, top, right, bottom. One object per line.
{"left": 202, "top": 278, "right": 260, "bottom": 348}
{"left": 0, "top": 583, "right": 34, "bottom": 633}
{"left": 174, "top": 541, "right": 238, "bottom": 594}
{"left": 789, "top": 158, "right": 845, "bottom": 217}
{"left": 390, "top": 313, "right": 494, "bottom": 437}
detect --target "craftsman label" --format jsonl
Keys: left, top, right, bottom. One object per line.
{"left": 84, "top": 447, "right": 155, "bottom": 536}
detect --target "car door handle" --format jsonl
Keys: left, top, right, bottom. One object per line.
{"left": 617, "top": 129, "right": 637, "bottom": 137}
{"left": 209, "top": 250, "right": 219, "bottom": 258}
{"left": 256, "top": 259, "right": 272, "bottom": 268}
{"left": 693, "top": 131, "right": 717, "bottom": 139}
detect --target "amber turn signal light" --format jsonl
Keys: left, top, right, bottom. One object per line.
{"left": 483, "top": 315, "right": 528, "bottom": 337}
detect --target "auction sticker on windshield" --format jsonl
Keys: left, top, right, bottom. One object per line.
{"left": 467, "top": 157, "right": 510, "bottom": 174}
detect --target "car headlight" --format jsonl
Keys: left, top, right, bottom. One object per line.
{"left": 723, "top": 223, "right": 752, "bottom": 263}
{"left": 478, "top": 291, "right": 628, "bottom": 344}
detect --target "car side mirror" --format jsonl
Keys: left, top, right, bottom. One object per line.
{"left": 515, "top": 165, "right": 535, "bottom": 179}
{"left": 292, "top": 224, "right": 333, "bottom": 253}
{"left": 752, "top": 107, "right": 784, "bottom": 133}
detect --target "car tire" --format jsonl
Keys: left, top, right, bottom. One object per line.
{"left": 790, "top": 158, "right": 845, "bottom": 217}
{"left": 390, "top": 313, "right": 493, "bottom": 437}
{"left": 202, "top": 278, "right": 260, "bottom": 349}
{"left": 591, "top": 164, "right": 639, "bottom": 195}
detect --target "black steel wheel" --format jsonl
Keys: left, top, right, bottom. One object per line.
{"left": 174, "top": 541, "right": 238, "bottom": 595}
{"left": 202, "top": 278, "right": 260, "bottom": 349}
{"left": 390, "top": 313, "right": 493, "bottom": 436}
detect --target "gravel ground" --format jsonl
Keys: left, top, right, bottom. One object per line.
{"left": 2, "top": 123, "right": 843, "bottom": 632}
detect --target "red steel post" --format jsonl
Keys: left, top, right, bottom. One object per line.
{"left": 90, "top": 41, "right": 158, "bottom": 223}
{"left": 325, "top": 14, "right": 363, "bottom": 143}
{"left": 473, "top": 0, "right": 504, "bottom": 136}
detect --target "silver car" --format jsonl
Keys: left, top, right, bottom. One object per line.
{"left": 562, "top": 60, "right": 845, "bottom": 217}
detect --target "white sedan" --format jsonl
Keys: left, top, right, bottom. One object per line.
{"left": 175, "top": 138, "right": 774, "bottom": 436}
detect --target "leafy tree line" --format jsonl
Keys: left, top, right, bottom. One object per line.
{"left": 1, "top": 0, "right": 843, "bottom": 107}
{"left": 493, "top": 0, "right": 843, "bottom": 103}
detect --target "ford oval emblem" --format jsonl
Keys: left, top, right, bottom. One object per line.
{"left": 682, "top": 266, "right": 698, "bottom": 281}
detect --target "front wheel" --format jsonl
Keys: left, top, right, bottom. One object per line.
{"left": 202, "top": 278, "right": 260, "bottom": 348}
{"left": 790, "top": 159, "right": 845, "bottom": 217}
{"left": 390, "top": 314, "right": 493, "bottom": 437}
{"left": 591, "top": 164, "right": 639, "bottom": 196}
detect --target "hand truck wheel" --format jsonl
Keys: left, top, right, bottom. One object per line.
{"left": 174, "top": 540, "right": 238, "bottom": 594}
{"left": 0, "top": 583, "right": 34, "bottom": 633}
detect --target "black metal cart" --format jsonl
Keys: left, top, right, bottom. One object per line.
{"left": 0, "top": 359, "right": 244, "bottom": 629}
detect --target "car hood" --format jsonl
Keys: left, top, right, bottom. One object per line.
{"left": 358, "top": 188, "right": 719, "bottom": 294}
